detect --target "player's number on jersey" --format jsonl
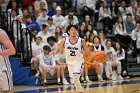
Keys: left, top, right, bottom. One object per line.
{"left": 70, "top": 50, "right": 76, "bottom": 56}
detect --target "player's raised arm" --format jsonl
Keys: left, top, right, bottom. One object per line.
{"left": 51, "top": 38, "right": 65, "bottom": 55}
{"left": 0, "top": 31, "right": 16, "bottom": 56}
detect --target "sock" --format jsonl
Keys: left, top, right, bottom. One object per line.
{"left": 44, "top": 80, "right": 47, "bottom": 83}
{"left": 57, "top": 78, "right": 61, "bottom": 83}
{"left": 85, "top": 76, "right": 89, "bottom": 81}
{"left": 81, "top": 77, "right": 84, "bottom": 81}
{"left": 97, "top": 75, "right": 101, "bottom": 79}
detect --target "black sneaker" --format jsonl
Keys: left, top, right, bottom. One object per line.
{"left": 81, "top": 80, "right": 87, "bottom": 83}
{"left": 57, "top": 82, "right": 62, "bottom": 85}
{"left": 43, "top": 82, "right": 47, "bottom": 87}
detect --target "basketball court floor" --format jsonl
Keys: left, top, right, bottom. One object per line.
{"left": 14, "top": 77, "right": 140, "bottom": 93}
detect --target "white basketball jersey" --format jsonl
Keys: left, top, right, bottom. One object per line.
{"left": 64, "top": 37, "right": 84, "bottom": 64}
{"left": 0, "top": 30, "right": 12, "bottom": 73}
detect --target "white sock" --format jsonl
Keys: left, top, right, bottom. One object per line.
{"left": 81, "top": 77, "right": 84, "bottom": 81}
{"left": 62, "top": 78, "right": 66, "bottom": 82}
{"left": 137, "top": 55, "right": 140, "bottom": 63}
{"left": 44, "top": 80, "right": 47, "bottom": 83}
{"left": 57, "top": 78, "right": 61, "bottom": 82}
{"left": 85, "top": 76, "right": 89, "bottom": 81}
{"left": 97, "top": 75, "right": 101, "bottom": 79}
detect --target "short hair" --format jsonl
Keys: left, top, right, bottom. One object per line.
{"left": 42, "top": 24, "right": 48, "bottom": 29}
{"left": 106, "top": 39, "right": 112, "bottom": 45}
{"left": 43, "top": 45, "right": 51, "bottom": 52}
{"left": 47, "top": 36, "right": 56, "bottom": 42}
{"left": 24, "top": 15, "right": 31, "bottom": 19}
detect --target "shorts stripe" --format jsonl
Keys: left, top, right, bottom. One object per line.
{"left": 5, "top": 71, "right": 10, "bottom": 90}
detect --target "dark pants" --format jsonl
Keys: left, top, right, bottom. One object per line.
{"left": 120, "top": 59, "right": 128, "bottom": 76}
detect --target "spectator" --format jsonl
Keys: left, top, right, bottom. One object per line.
{"left": 119, "top": 0, "right": 127, "bottom": 16}
{"left": 35, "top": 0, "right": 48, "bottom": 16}
{"left": 92, "top": 36, "right": 105, "bottom": 81}
{"left": 125, "top": 14, "right": 135, "bottom": 34}
{"left": 47, "top": 17, "right": 56, "bottom": 35}
{"left": 114, "top": 15, "right": 132, "bottom": 50}
{"left": 99, "top": 31, "right": 107, "bottom": 47}
{"left": 127, "top": 1, "right": 137, "bottom": 16}
{"left": 114, "top": 42, "right": 129, "bottom": 78}
{"left": 78, "top": 24, "right": 86, "bottom": 38}
{"left": 47, "top": 36, "right": 57, "bottom": 51}
{"left": 31, "top": 37, "right": 44, "bottom": 77}
{"left": 86, "top": 24, "right": 98, "bottom": 40}
{"left": 110, "top": 0, "right": 119, "bottom": 25}
{"left": 61, "top": 15, "right": 75, "bottom": 33}
{"left": 38, "top": 45, "right": 61, "bottom": 86}
{"left": 25, "top": 15, "right": 41, "bottom": 33}
{"left": 82, "top": 15, "right": 92, "bottom": 27}
{"left": 52, "top": 6, "right": 65, "bottom": 26}
{"left": 48, "top": 1, "right": 57, "bottom": 17}
{"left": 37, "top": 24, "right": 51, "bottom": 44}
{"left": 26, "top": 5, "right": 36, "bottom": 20}
{"left": 99, "top": 1, "right": 112, "bottom": 31}
{"left": 104, "top": 40, "right": 124, "bottom": 80}
{"left": 7, "top": 0, "right": 23, "bottom": 16}
{"left": 77, "top": 0, "right": 86, "bottom": 16}
{"left": 131, "top": 22, "right": 140, "bottom": 63}
{"left": 34, "top": 0, "right": 48, "bottom": 12}
{"left": 65, "top": 8, "right": 79, "bottom": 25}
{"left": 53, "top": 26, "right": 63, "bottom": 42}
{"left": 36, "top": 9, "right": 49, "bottom": 28}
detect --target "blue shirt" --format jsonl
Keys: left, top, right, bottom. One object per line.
{"left": 125, "top": 22, "right": 135, "bottom": 34}
{"left": 26, "top": 20, "right": 41, "bottom": 34}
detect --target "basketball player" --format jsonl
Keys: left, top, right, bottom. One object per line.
{"left": 52, "top": 25, "right": 91, "bottom": 93}
{"left": 0, "top": 28, "right": 16, "bottom": 93}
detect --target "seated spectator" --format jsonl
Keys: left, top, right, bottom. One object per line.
{"left": 78, "top": 24, "right": 86, "bottom": 38}
{"left": 81, "top": 42, "right": 100, "bottom": 82}
{"left": 114, "top": 42, "right": 129, "bottom": 78}
{"left": 104, "top": 40, "right": 124, "bottom": 80}
{"left": 110, "top": 1, "right": 119, "bottom": 25}
{"left": 36, "top": 9, "right": 49, "bottom": 28}
{"left": 65, "top": 8, "right": 79, "bottom": 25}
{"left": 47, "top": 17, "right": 56, "bottom": 35}
{"left": 99, "top": 31, "right": 107, "bottom": 47}
{"left": 48, "top": 1, "right": 57, "bottom": 17}
{"left": 127, "top": 1, "right": 137, "bottom": 17}
{"left": 119, "top": 1, "right": 128, "bottom": 16}
{"left": 35, "top": 0, "right": 48, "bottom": 16}
{"left": 99, "top": 1, "right": 112, "bottom": 31}
{"left": 82, "top": 15, "right": 92, "bottom": 27}
{"left": 86, "top": 24, "right": 98, "bottom": 40}
{"left": 131, "top": 22, "right": 140, "bottom": 63}
{"left": 125, "top": 14, "right": 135, "bottom": 34}
{"left": 52, "top": 6, "right": 65, "bottom": 27}
{"left": 53, "top": 26, "right": 63, "bottom": 42}
{"left": 25, "top": 15, "right": 41, "bottom": 33}
{"left": 37, "top": 24, "right": 51, "bottom": 44}
{"left": 61, "top": 15, "right": 75, "bottom": 33}
{"left": 38, "top": 45, "right": 61, "bottom": 86}
{"left": 47, "top": 36, "right": 58, "bottom": 51}
{"left": 114, "top": 15, "right": 132, "bottom": 51}
{"left": 34, "top": 0, "right": 48, "bottom": 12}
{"left": 31, "top": 37, "right": 44, "bottom": 77}
{"left": 7, "top": 0, "right": 23, "bottom": 16}
{"left": 26, "top": 5, "right": 36, "bottom": 20}
{"left": 92, "top": 36, "right": 105, "bottom": 81}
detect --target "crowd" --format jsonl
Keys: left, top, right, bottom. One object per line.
{"left": 1, "top": 0, "right": 140, "bottom": 86}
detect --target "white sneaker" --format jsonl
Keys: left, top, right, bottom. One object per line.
{"left": 35, "top": 72, "right": 40, "bottom": 77}
{"left": 86, "top": 79, "right": 92, "bottom": 83}
{"left": 111, "top": 75, "right": 117, "bottom": 81}
{"left": 98, "top": 77, "right": 105, "bottom": 82}
{"left": 122, "top": 70, "right": 127, "bottom": 76}
{"left": 63, "top": 80, "right": 70, "bottom": 85}
{"left": 118, "top": 75, "right": 124, "bottom": 80}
